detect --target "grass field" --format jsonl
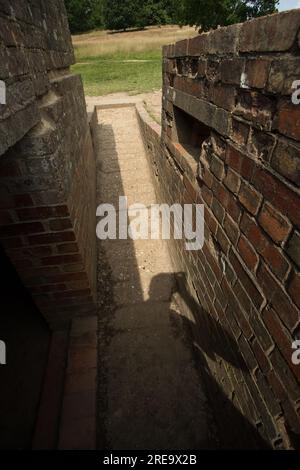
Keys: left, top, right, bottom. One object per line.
{"left": 71, "top": 26, "right": 197, "bottom": 96}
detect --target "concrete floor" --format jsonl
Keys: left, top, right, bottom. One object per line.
{"left": 94, "top": 104, "right": 217, "bottom": 450}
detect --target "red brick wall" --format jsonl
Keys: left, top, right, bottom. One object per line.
{"left": 139, "top": 9, "right": 300, "bottom": 449}
{"left": 0, "top": 1, "right": 96, "bottom": 329}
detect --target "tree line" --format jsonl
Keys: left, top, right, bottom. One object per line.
{"left": 64, "top": 0, "right": 279, "bottom": 34}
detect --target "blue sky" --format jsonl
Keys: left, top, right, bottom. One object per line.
{"left": 279, "top": 0, "right": 300, "bottom": 10}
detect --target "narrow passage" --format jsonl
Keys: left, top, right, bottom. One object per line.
{"left": 95, "top": 105, "right": 216, "bottom": 450}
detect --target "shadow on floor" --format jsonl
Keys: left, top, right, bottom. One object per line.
{"left": 95, "top": 107, "right": 270, "bottom": 450}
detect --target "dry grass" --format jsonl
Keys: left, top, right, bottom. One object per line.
{"left": 72, "top": 25, "right": 197, "bottom": 60}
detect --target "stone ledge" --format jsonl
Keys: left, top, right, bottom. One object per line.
{"left": 171, "top": 88, "right": 230, "bottom": 138}
{"left": 164, "top": 9, "right": 300, "bottom": 57}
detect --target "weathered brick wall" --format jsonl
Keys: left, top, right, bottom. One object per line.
{"left": 0, "top": 1, "right": 96, "bottom": 329}
{"left": 139, "top": 9, "right": 300, "bottom": 449}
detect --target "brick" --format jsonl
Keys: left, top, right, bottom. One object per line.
{"left": 29, "top": 232, "right": 76, "bottom": 245}
{"left": 63, "top": 263, "right": 85, "bottom": 273}
{"left": 257, "top": 263, "right": 299, "bottom": 332}
{"left": 227, "top": 196, "right": 242, "bottom": 223}
{"left": 165, "top": 59, "right": 176, "bottom": 74}
{"left": 253, "top": 167, "right": 300, "bottom": 228}
{"left": 235, "top": 90, "right": 275, "bottom": 130}
{"left": 197, "top": 59, "right": 206, "bottom": 77}
{"left": 276, "top": 101, "right": 300, "bottom": 140}
{"left": 263, "top": 307, "right": 300, "bottom": 382}
{"left": 226, "top": 145, "right": 256, "bottom": 181}
{"left": 244, "top": 59, "right": 271, "bottom": 89}
{"left": 270, "top": 348, "right": 300, "bottom": 403}
{"left": 258, "top": 202, "right": 291, "bottom": 245}
{"left": 241, "top": 212, "right": 290, "bottom": 280}
{"left": 42, "top": 254, "right": 82, "bottom": 266}
{"left": 188, "top": 33, "right": 210, "bottom": 56}
{"left": 286, "top": 231, "right": 300, "bottom": 269}
{"left": 45, "top": 272, "right": 87, "bottom": 284}
{"left": 37, "top": 283, "right": 67, "bottom": 293}
{"left": 231, "top": 119, "right": 250, "bottom": 146}
{"left": 229, "top": 248, "right": 264, "bottom": 309}
{"left": 205, "top": 208, "right": 218, "bottom": 236}
{"left": 66, "top": 280, "right": 89, "bottom": 291}
{"left": 211, "top": 197, "right": 225, "bottom": 223}
{"left": 201, "top": 185, "right": 213, "bottom": 206}
{"left": 223, "top": 214, "right": 239, "bottom": 245}
{"left": 238, "top": 335, "right": 257, "bottom": 371}
{"left": 0, "top": 237, "right": 23, "bottom": 249}
{"left": 238, "top": 235, "right": 259, "bottom": 271}
{"left": 248, "top": 312, "right": 274, "bottom": 354}
{"left": 280, "top": 400, "right": 300, "bottom": 439}
{"left": 288, "top": 271, "right": 300, "bottom": 308}
{"left": 54, "top": 289, "right": 91, "bottom": 300}
{"left": 247, "top": 128, "right": 276, "bottom": 162}
{"left": 17, "top": 205, "right": 69, "bottom": 221}
{"left": 271, "top": 139, "right": 300, "bottom": 185}
{"left": 22, "top": 245, "right": 53, "bottom": 257}
{"left": 255, "top": 368, "right": 282, "bottom": 418}
{"left": 13, "top": 194, "right": 34, "bottom": 207}
{"left": 239, "top": 10, "right": 300, "bottom": 52}
{"left": 241, "top": 212, "right": 265, "bottom": 247}
{"left": 174, "top": 39, "right": 189, "bottom": 57}
{"left": 57, "top": 243, "right": 78, "bottom": 254}
{"left": 211, "top": 133, "right": 226, "bottom": 160}
{"left": 173, "top": 76, "right": 205, "bottom": 98}
{"left": 210, "top": 154, "right": 225, "bottom": 180}
{"left": 268, "top": 58, "right": 300, "bottom": 95}
{"left": 212, "top": 181, "right": 230, "bottom": 213}
{"left": 211, "top": 84, "right": 236, "bottom": 111}
{"left": 216, "top": 226, "right": 230, "bottom": 255}
{"left": 238, "top": 181, "right": 262, "bottom": 215}
{"left": 220, "top": 59, "right": 245, "bottom": 85}
{"left": 50, "top": 218, "right": 73, "bottom": 232}
{"left": 223, "top": 167, "right": 241, "bottom": 194}
{"left": 233, "top": 280, "right": 252, "bottom": 316}
{"left": 252, "top": 338, "right": 271, "bottom": 373}
{"left": 199, "top": 165, "right": 214, "bottom": 189}
{"left": 262, "top": 244, "right": 290, "bottom": 281}
{"left": 0, "top": 222, "right": 44, "bottom": 237}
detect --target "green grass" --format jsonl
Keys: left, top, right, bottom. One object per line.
{"left": 71, "top": 26, "right": 196, "bottom": 96}
{"left": 72, "top": 51, "right": 162, "bottom": 96}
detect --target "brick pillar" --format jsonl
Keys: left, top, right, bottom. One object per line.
{"left": 0, "top": 1, "right": 96, "bottom": 329}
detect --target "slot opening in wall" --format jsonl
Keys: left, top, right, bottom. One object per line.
{"left": 172, "top": 105, "right": 211, "bottom": 161}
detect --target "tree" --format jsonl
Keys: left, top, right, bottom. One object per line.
{"left": 64, "top": 0, "right": 104, "bottom": 34}
{"left": 103, "top": 0, "right": 175, "bottom": 31}
{"left": 103, "top": 0, "right": 140, "bottom": 31}
{"left": 136, "top": 0, "right": 174, "bottom": 28}
{"left": 176, "top": 0, "right": 279, "bottom": 31}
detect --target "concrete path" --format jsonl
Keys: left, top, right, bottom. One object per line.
{"left": 95, "top": 104, "right": 215, "bottom": 450}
